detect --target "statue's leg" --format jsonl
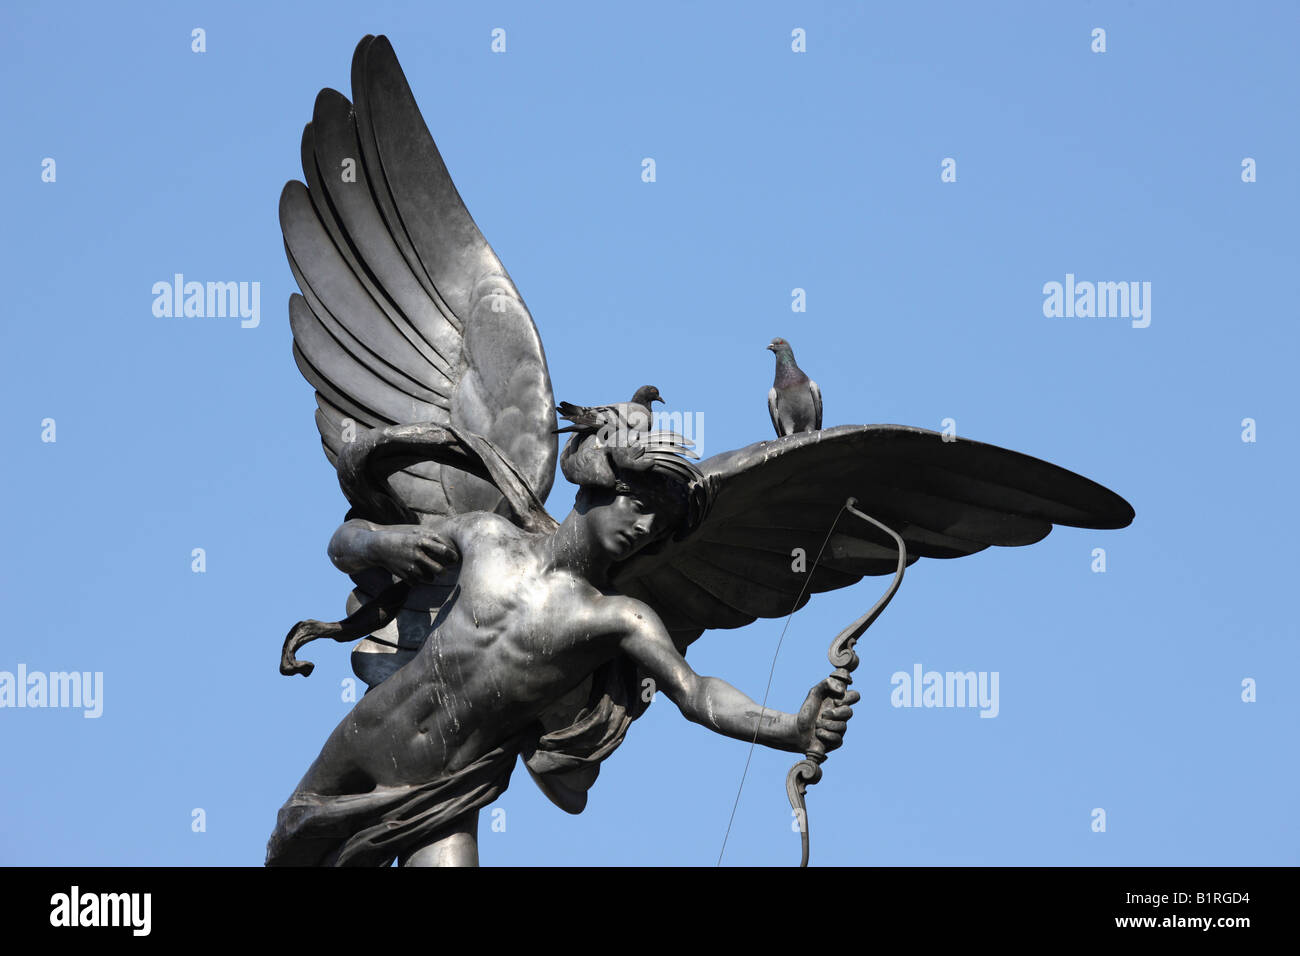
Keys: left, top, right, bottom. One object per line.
{"left": 399, "top": 810, "right": 479, "bottom": 867}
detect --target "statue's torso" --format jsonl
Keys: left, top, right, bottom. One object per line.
{"left": 317, "top": 514, "right": 622, "bottom": 791}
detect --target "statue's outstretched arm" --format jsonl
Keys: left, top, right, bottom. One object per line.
{"left": 613, "top": 599, "right": 855, "bottom": 754}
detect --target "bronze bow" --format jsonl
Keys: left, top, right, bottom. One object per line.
{"left": 784, "top": 498, "right": 908, "bottom": 866}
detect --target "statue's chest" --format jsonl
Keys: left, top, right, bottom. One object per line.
{"left": 455, "top": 548, "right": 548, "bottom": 633}
{"left": 457, "top": 566, "right": 603, "bottom": 666}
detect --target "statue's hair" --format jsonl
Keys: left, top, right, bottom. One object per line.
{"left": 562, "top": 425, "right": 709, "bottom": 540}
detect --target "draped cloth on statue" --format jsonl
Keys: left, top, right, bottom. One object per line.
{"left": 265, "top": 739, "right": 521, "bottom": 867}
{"left": 266, "top": 649, "right": 650, "bottom": 865}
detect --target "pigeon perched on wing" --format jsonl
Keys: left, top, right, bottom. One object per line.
{"left": 766, "top": 337, "right": 822, "bottom": 437}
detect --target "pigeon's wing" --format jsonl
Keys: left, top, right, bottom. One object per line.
{"left": 767, "top": 387, "right": 781, "bottom": 437}
{"left": 559, "top": 401, "right": 654, "bottom": 436}
{"left": 281, "top": 35, "right": 556, "bottom": 519}
{"left": 611, "top": 424, "right": 1133, "bottom": 644}
{"left": 809, "top": 380, "right": 823, "bottom": 430}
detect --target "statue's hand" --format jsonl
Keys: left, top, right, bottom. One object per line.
{"left": 795, "top": 678, "right": 859, "bottom": 755}
{"left": 366, "top": 526, "right": 460, "bottom": 584}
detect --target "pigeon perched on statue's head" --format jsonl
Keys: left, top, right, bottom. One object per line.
{"left": 555, "top": 385, "right": 663, "bottom": 437}
{"left": 766, "top": 337, "right": 823, "bottom": 437}
{"left": 556, "top": 387, "right": 704, "bottom": 532}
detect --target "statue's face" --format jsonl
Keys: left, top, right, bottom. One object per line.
{"left": 586, "top": 491, "right": 666, "bottom": 561}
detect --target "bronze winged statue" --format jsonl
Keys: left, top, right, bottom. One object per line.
{"left": 267, "top": 35, "right": 1135, "bottom": 867}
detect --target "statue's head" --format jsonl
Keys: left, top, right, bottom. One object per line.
{"left": 558, "top": 391, "right": 709, "bottom": 564}
{"left": 575, "top": 484, "right": 666, "bottom": 562}
{"left": 574, "top": 464, "right": 705, "bottom": 562}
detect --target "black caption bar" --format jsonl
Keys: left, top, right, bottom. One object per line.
{"left": 0, "top": 866, "right": 1285, "bottom": 942}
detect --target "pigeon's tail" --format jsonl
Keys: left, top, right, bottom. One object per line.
{"left": 556, "top": 401, "right": 604, "bottom": 430}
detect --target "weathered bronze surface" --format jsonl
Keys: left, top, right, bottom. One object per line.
{"left": 267, "top": 35, "right": 1134, "bottom": 867}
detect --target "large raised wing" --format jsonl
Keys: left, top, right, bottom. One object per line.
{"left": 611, "top": 424, "right": 1134, "bottom": 643}
{"left": 281, "top": 34, "right": 556, "bottom": 518}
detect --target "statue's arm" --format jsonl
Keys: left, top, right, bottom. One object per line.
{"left": 328, "top": 518, "right": 460, "bottom": 583}
{"left": 613, "top": 599, "right": 814, "bottom": 753}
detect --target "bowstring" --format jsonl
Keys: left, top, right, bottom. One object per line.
{"left": 715, "top": 501, "right": 849, "bottom": 866}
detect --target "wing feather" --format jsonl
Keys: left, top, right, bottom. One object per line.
{"left": 282, "top": 35, "right": 556, "bottom": 519}
{"left": 306, "top": 90, "right": 462, "bottom": 370}
{"left": 612, "top": 425, "right": 1133, "bottom": 634}
{"left": 287, "top": 293, "right": 443, "bottom": 428}
{"left": 655, "top": 564, "right": 756, "bottom": 630}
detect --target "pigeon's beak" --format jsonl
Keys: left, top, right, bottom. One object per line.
{"left": 653, "top": 396, "right": 665, "bottom": 404}
{"left": 766, "top": 344, "right": 776, "bottom": 352}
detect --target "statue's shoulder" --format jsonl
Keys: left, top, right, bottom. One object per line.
{"left": 450, "top": 510, "right": 535, "bottom": 544}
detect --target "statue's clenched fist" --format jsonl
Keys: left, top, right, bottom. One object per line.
{"left": 795, "top": 677, "right": 859, "bottom": 755}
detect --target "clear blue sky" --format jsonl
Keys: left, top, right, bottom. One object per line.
{"left": 2, "top": 0, "right": 1296, "bottom": 866}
